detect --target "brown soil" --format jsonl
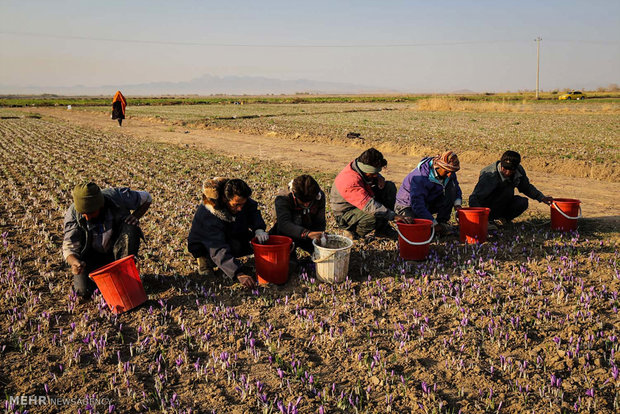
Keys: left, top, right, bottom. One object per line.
{"left": 1, "top": 112, "right": 618, "bottom": 413}
{"left": 23, "top": 107, "right": 620, "bottom": 226}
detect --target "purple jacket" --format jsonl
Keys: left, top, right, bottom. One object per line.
{"left": 395, "top": 157, "right": 462, "bottom": 221}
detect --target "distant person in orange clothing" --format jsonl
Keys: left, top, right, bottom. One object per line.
{"left": 111, "top": 91, "right": 127, "bottom": 127}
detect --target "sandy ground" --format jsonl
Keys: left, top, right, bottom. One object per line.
{"left": 26, "top": 107, "right": 620, "bottom": 226}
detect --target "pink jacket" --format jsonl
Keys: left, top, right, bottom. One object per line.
{"left": 329, "top": 161, "right": 395, "bottom": 219}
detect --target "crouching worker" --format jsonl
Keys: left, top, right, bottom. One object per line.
{"left": 469, "top": 150, "right": 552, "bottom": 229}
{"left": 62, "top": 183, "right": 151, "bottom": 298}
{"left": 331, "top": 148, "right": 412, "bottom": 240}
{"left": 395, "top": 151, "right": 463, "bottom": 236}
{"left": 188, "top": 178, "right": 267, "bottom": 288}
{"left": 270, "top": 175, "right": 326, "bottom": 268}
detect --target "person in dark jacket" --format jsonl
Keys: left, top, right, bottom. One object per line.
{"left": 269, "top": 175, "right": 326, "bottom": 266}
{"left": 63, "top": 183, "right": 152, "bottom": 298}
{"left": 330, "top": 148, "right": 412, "bottom": 240}
{"left": 395, "top": 151, "right": 462, "bottom": 235}
{"left": 188, "top": 178, "right": 267, "bottom": 288}
{"left": 469, "top": 151, "right": 552, "bottom": 228}
{"left": 111, "top": 91, "right": 126, "bottom": 127}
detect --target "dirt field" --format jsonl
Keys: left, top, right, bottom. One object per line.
{"left": 66, "top": 99, "right": 620, "bottom": 181}
{"left": 23, "top": 106, "right": 620, "bottom": 226}
{"left": 1, "top": 109, "right": 619, "bottom": 413}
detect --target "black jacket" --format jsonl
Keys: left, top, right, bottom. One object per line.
{"left": 271, "top": 190, "right": 326, "bottom": 239}
{"left": 469, "top": 161, "right": 544, "bottom": 207}
{"left": 188, "top": 200, "right": 266, "bottom": 278}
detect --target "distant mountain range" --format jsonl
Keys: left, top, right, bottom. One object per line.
{"left": 0, "top": 74, "right": 399, "bottom": 95}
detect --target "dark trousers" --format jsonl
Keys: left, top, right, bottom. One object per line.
{"left": 74, "top": 223, "right": 142, "bottom": 297}
{"left": 334, "top": 181, "right": 397, "bottom": 237}
{"left": 112, "top": 101, "right": 124, "bottom": 119}
{"left": 395, "top": 180, "right": 458, "bottom": 223}
{"left": 188, "top": 232, "right": 253, "bottom": 261}
{"left": 484, "top": 186, "right": 529, "bottom": 221}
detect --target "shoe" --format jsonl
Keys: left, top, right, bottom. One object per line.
{"left": 435, "top": 222, "right": 457, "bottom": 238}
{"left": 495, "top": 218, "right": 513, "bottom": 228}
{"left": 196, "top": 257, "right": 214, "bottom": 277}
{"left": 375, "top": 225, "right": 399, "bottom": 240}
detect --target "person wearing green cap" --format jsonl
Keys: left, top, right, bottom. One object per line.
{"left": 330, "top": 148, "right": 412, "bottom": 240}
{"left": 62, "top": 182, "right": 152, "bottom": 297}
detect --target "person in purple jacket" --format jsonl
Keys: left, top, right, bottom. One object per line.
{"left": 395, "top": 151, "right": 463, "bottom": 235}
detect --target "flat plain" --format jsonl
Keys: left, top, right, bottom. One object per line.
{"left": 0, "top": 97, "right": 619, "bottom": 413}
{"left": 72, "top": 98, "right": 620, "bottom": 180}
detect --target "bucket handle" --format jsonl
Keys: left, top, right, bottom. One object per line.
{"left": 395, "top": 225, "right": 435, "bottom": 246}
{"left": 312, "top": 250, "right": 338, "bottom": 264}
{"left": 552, "top": 202, "right": 582, "bottom": 220}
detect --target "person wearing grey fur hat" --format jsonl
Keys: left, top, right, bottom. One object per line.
{"left": 188, "top": 178, "right": 267, "bottom": 288}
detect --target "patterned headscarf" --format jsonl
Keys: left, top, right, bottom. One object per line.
{"left": 433, "top": 151, "right": 460, "bottom": 172}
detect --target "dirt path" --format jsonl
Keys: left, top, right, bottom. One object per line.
{"left": 26, "top": 107, "right": 620, "bottom": 225}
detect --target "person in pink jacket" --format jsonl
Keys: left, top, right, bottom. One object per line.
{"left": 330, "top": 148, "right": 412, "bottom": 240}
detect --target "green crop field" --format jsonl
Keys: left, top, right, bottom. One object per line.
{"left": 74, "top": 102, "right": 404, "bottom": 121}
{"left": 2, "top": 91, "right": 619, "bottom": 108}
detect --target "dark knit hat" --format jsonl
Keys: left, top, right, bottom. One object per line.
{"left": 500, "top": 151, "right": 521, "bottom": 171}
{"left": 73, "top": 182, "right": 104, "bottom": 214}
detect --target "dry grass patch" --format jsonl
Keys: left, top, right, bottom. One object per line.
{"left": 415, "top": 97, "right": 620, "bottom": 114}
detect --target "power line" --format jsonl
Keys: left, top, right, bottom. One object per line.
{"left": 2, "top": 31, "right": 616, "bottom": 49}
{"left": 544, "top": 38, "right": 620, "bottom": 45}
{"left": 0, "top": 30, "right": 544, "bottom": 48}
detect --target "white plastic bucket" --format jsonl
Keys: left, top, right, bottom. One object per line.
{"left": 312, "top": 235, "right": 353, "bottom": 283}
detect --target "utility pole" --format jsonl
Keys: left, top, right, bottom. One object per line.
{"left": 535, "top": 37, "right": 542, "bottom": 100}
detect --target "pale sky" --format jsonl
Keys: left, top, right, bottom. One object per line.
{"left": 1, "top": 0, "right": 618, "bottom": 93}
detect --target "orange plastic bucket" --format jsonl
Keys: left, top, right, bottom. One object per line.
{"left": 396, "top": 220, "right": 434, "bottom": 260}
{"left": 252, "top": 235, "right": 292, "bottom": 285}
{"left": 458, "top": 207, "right": 490, "bottom": 244}
{"left": 89, "top": 255, "right": 147, "bottom": 314}
{"left": 550, "top": 198, "right": 581, "bottom": 231}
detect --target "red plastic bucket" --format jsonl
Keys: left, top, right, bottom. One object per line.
{"left": 252, "top": 235, "right": 292, "bottom": 285}
{"left": 89, "top": 255, "right": 147, "bottom": 314}
{"left": 550, "top": 198, "right": 581, "bottom": 231}
{"left": 458, "top": 207, "right": 490, "bottom": 244}
{"left": 396, "top": 220, "right": 434, "bottom": 260}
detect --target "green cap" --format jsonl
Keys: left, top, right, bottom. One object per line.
{"left": 73, "top": 182, "right": 104, "bottom": 214}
